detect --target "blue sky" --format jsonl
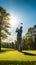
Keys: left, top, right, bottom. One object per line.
{"left": 0, "top": 0, "right": 36, "bottom": 42}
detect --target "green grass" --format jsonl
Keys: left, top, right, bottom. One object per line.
{"left": 22, "top": 50, "right": 36, "bottom": 54}
{"left": 0, "top": 48, "right": 36, "bottom": 61}
{"left": 0, "top": 48, "right": 36, "bottom": 65}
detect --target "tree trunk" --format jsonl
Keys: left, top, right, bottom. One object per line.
{"left": 0, "top": 16, "right": 2, "bottom": 52}
{"left": 0, "top": 39, "right": 1, "bottom": 52}
{"left": 0, "top": 27, "right": 1, "bottom": 52}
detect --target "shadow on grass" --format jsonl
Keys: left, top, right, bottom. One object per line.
{"left": 22, "top": 52, "right": 36, "bottom": 56}
{"left": 0, "top": 50, "right": 7, "bottom": 53}
{"left": 0, "top": 61, "right": 36, "bottom": 65}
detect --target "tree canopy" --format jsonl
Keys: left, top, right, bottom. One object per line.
{"left": 0, "top": 7, "right": 11, "bottom": 39}
{"left": 0, "top": 7, "right": 11, "bottom": 51}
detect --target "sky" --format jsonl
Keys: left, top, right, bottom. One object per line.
{"left": 0, "top": 0, "right": 36, "bottom": 42}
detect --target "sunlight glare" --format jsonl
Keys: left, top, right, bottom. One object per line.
{"left": 10, "top": 14, "right": 17, "bottom": 27}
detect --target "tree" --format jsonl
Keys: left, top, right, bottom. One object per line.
{"left": 22, "top": 38, "right": 28, "bottom": 50}
{"left": 32, "top": 35, "right": 36, "bottom": 50}
{"left": 12, "top": 42, "right": 14, "bottom": 49}
{"left": 0, "top": 7, "right": 11, "bottom": 51}
{"left": 22, "top": 37, "right": 33, "bottom": 50}
{"left": 26, "top": 37, "right": 33, "bottom": 49}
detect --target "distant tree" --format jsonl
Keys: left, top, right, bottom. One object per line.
{"left": 12, "top": 42, "right": 14, "bottom": 49}
{"left": 26, "top": 37, "right": 33, "bottom": 50}
{"left": 0, "top": 7, "right": 11, "bottom": 51}
{"left": 32, "top": 35, "right": 36, "bottom": 50}
{"left": 32, "top": 25, "right": 36, "bottom": 49}
{"left": 34, "top": 36, "right": 36, "bottom": 49}
{"left": 22, "top": 38, "right": 28, "bottom": 50}
{"left": 14, "top": 40, "right": 18, "bottom": 50}
{"left": 22, "top": 37, "right": 33, "bottom": 50}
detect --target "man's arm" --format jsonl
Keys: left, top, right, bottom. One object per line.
{"left": 16, "top": 28, "right": 18, "bottom": 32}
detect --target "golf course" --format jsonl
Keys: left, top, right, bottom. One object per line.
{"left": 0, "top": 0, "right": 36, "bottom": 64}
{"left": 0, "top": 48, "right": 36, "bottom": 61}
{"left": 0, "top": 48, "right": 36, "bottom": 65}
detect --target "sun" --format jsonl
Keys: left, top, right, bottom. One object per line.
{"left": 10, "top": 14, "right": 17, "bottom": 27}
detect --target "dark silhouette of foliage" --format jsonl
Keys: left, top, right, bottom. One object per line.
{"left": 0, "top": 7, "right": 11, "bottom": 51}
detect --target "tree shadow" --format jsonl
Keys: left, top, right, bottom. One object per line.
{"left": 0, "top": 50, "right": 7, "bottom": 53}
{"left": 21, "top": 52, "right": 36, "bottom": 56}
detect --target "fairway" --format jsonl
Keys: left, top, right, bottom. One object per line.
{"left": 0, "top": 48, "right": 36, "bottom": 61}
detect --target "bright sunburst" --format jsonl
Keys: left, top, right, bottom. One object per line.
{"left": 10, "top": 14, "right": 18, "bottom": 27}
